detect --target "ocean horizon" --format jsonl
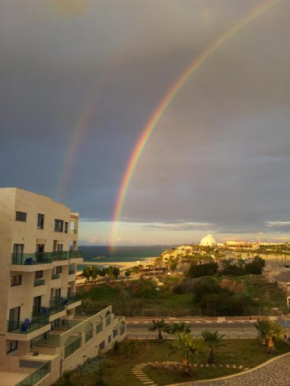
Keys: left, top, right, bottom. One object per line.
{"left": 77, "top": 245, "right": 170, "bottom": 271}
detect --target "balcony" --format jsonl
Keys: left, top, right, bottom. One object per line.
{"left": 68, "top": 269, "right": 75, "bottom": 275}
{"left": 32, "top": 300, "right": 65, "bottom": 319}
{"left": 11, "top": 251, "right": 82, "bottom": 266}
{"left": 51, "top": 273, "right": 60, "bottom": 280}
{"left": 34, "top": 279, "right": 45, "bottom": 287}
{"left": 7, "top": 316, "right": 51, "bottom": 341}
{"left": 15, "top": 361, "right": 51, "bottom": 386}
{"left": 64, "top": 337, "right": 81, "bottom": 358}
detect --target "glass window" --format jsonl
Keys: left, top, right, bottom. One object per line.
{"left": 35, "top": 271, "right": 43, "bottom": 279}
{"left": 37, "top": 214, "right": 44, "bottom": 229}
{"left": 54, "top": 219, "right": 63, "bottom": 232}
{"left": 65, "top": 222, "right": 68, "bottom": 233}
{"left": 11, "top": 275, "right": 22, "bottom": 287}
{"left": 56, "top": 266, "right": 62, "bottom": 274}
{"left": 16, "top": 211, "right": 27, "bottom": 222}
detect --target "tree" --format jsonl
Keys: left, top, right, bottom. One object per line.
{"left": 201, "top": 330, "right": 225, "bottom": 363}
{"left": 125, "top": 270, "right": 131, "bottom": 278}
{"left": 254, "top": 319, "right": 284, "bottom": 353}
{"left": 170, "top": 333, "right": 201, "bottom": 375}
{"left": 187, "top": 262, "right": 218, "bottom": 278}
{"left": 91, "top": 267, "right": 100, "bottom": 281}
{"left": 254, "top": 319, "right": 269, "bottom": 345}
{"left": 167, "top": 322, "right": 191, "bottom": 334}
{"left": 265, "top": 321, "right": 284, "bottom": 353}
{"left": 149, "top": 319, "right": 170, "bottom": 342}
{"left": 82, "top": 266, "right": 92, "bottom": 282}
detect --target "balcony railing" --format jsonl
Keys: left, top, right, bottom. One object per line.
{"left": 15, "top": 361, "right": 51, "bottom": 386}
{"left": 96, "top": 322, "right": 103, "bottom": 334}
{"left": 66, "top": 293, "right": 81, "bottom": 305}
{"left": 64, "top": 337, "right": 81, "bottom": 358}
{"left": 11, "top": 251, "right": 82, "bottom": 265}
{"left": 70, "top": 229, "right": 77, "bottom": 234}
{"left": 51, "top": 273, "right": 60, "bottom": 280}
{"left": 85, "top": 329, "right": 93, "bottom": 342}
{"left": 69, "top": 251, "right": 82, "bottom": 259}
{"left": 68, "top": 269, "right": 75, "bottom": 275}
{"left": 32, "top": 301, "right": 65, "bottom": 318}
{"left": 34, "top": 279, "right": 45, "bottom": 287}
{"left": 7, "top": 316, "right": 49, "bottom": 334}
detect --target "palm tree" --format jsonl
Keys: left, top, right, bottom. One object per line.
{"left": 170, "top": 333, "right": 201, "bottom": 375}
{"left": 254, "top": 320, "right": 285, "bottom": 353}
{"left": 201, "top": 330, "right": 225, "bottom": 363}
{"left": 266, "top": 321, "right": 284, "bottom": 354}
{"left": 168, "top": 322, "right": 191, "bottom": 335}
{"left": 254, "top": 319, "right": 269, "bottom": 345}
{"left": 149, "top": 319, "right": 170, "bottom": 342}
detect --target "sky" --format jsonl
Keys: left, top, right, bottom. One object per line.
{"left": 0, "top": 0, "right": 290, "bottom": 246}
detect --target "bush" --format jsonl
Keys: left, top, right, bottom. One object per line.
{"left": 113, "top": 340, "right": 120, "bottom": 354}
{"left": 186, "top": 263, "right": 218, "bottom": 278}
{"left": 173, "top": 278, "right": 199, "bottom": 294}
{"left": 191, "top": 277, "right": 225, "bottom": 302}
{"left": 220, "top": 265, "right": 245, "bottom": 276}
{"left": 244, "top": 257, "right": 264, "bottom": 275}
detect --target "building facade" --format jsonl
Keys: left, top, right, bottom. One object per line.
{"left": 0, "top": 188, "right": 126, "bottom": 386}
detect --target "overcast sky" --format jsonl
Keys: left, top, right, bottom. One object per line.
{"left": 1, "top": 0, "right": 290, "bottom": 246}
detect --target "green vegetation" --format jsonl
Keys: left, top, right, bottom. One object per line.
{"left": 254, "top": 319, "right": 285, "bottom": 353}
{"left": 82, "top": 266, "right": 120, "bottom": 282}
{"left": 54, "top": 339, "right": 290, "bottom": 386}
{"left": 77, "top": 270, "right": 287, "bottom": 317}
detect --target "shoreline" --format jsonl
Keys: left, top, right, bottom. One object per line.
{"left": 77, "top": 256, "right": 157, "bottom": 275}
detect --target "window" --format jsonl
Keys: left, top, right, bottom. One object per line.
{"left": 16, "top": 211, "right": 27, "bottom": 222}
{"left": 37, "top": 214, "right": 44, "bottom": 229}
{"left": 35, "top": 271, "right": 43, "bottom": 279}
{"left": 56, "top": 266, "right": 62, "bottom": 274}
{"left": 54, "top": 219, "right": 63, "bottom": 232}
{"left": 11, "top": 275, "right": 22, "bottom": 287}
{"left": 100, "top": 341, "right": 105, "bottom": 350}
{"left": 54, "top": 288, "right": 61, "bottom": 301}
{"left": 65, "top": 222, "right": 68, "bottom": 233}
{"left": 7, "top": 341, "right": 18, "bottom": 354}
{"left": 13, "top": 244, "right": 24, "bottom": 257}
{"left": 108, "top": 335, "right": 111, "bottom": 343}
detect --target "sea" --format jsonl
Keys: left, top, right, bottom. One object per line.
{"left": 77, "top": 245, "right": 168, "bottom": 271}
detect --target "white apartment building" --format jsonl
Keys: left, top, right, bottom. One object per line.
{"left": 0, "top": 188, "right": 126, "bottom": 386}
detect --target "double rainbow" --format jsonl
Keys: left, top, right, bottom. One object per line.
{"left": 110, "top": 0, "right": 282, "bottom": 250}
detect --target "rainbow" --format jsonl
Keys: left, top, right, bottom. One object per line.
{"left": 110, "top": 0, "right": 282, "bottom": 250}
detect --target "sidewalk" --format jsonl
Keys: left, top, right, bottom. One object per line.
{"left": 126, "top": 316, "right": 290, "bottom": 324}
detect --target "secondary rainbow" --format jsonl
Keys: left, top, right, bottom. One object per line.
{"left": 110, "top": 0, "right": 282, "bottom": 250}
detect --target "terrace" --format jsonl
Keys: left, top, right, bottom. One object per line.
{"left": 11, "top": 251, "right": 82, "bottom": 266}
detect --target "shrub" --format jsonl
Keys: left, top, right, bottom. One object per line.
{"left": 219, "top": 265, "right": 245, "bottom": 276}
{"left": 186, "top": 263, "right": 218, "bottom": 278}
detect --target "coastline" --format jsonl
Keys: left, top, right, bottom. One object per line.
{"left": 77, "top": 256, "right": 157, "bottom": 275}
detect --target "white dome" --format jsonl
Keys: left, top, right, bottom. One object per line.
{"left": 200, "top": 234, "right": 216, "bottom": 246}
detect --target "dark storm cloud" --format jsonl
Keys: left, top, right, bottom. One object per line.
{"left": 0, "top": 0, "right": 290, "bottom": 240}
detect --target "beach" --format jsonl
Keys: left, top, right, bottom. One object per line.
{"left": 77, "top": 256, "right": 157, "bottom": 276}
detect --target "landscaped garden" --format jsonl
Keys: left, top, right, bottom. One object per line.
{"left": 54, "top": 337, "right": 290, "bottom": 386}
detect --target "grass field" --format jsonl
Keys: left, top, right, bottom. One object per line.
{"left": 61, "top": 339, "right": 290, "bottom": 386}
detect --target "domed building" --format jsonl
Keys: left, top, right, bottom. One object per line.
{"left": 200, "top": 234, "right": 216, "bottom": 247}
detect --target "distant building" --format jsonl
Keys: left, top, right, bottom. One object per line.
{"left": 200, "top": 234, "right": 216, "bottom": 247}
{"left": 225, "top": 241, "right": 258, "bottom": 249}
{"left": 0, "top": 188, "right": 126, "bottom": 386}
